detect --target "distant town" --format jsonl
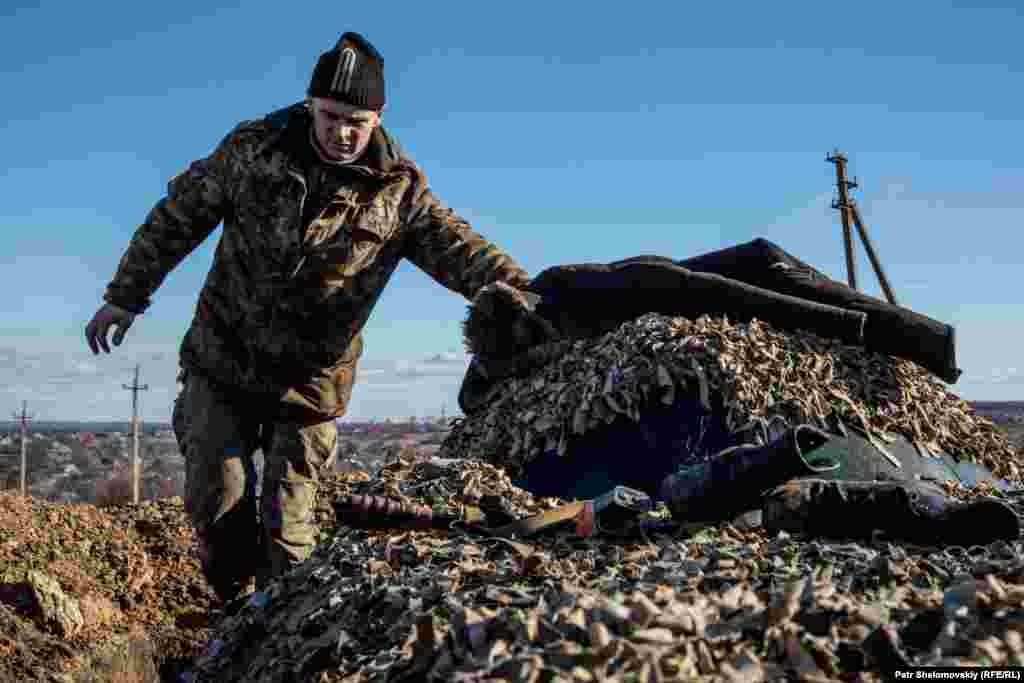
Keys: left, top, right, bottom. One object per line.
{"left": 0, "top": 415, "right": 455, "bottom": 435}
{"left": 0, "top": 415, "right": 454, "bottom": 505}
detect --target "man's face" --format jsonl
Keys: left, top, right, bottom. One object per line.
{"left": 310, "top": 97, "right": 382, "bottom": 163}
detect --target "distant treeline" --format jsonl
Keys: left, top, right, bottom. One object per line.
{"left": 971, "top": 402, "right": 1024, "bottom": 410}
{"left": 0, "top": 419, "right": 452, "bottom": 436}
{"left": 1, "top": 403, "right": 1019, "bottom": 435}
{"left": 0, "top": 422, "right": 172, "bottom": 434}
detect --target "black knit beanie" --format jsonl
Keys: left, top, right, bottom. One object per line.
{"left": 308, "top": 32, "right": 386, "bottom": 110}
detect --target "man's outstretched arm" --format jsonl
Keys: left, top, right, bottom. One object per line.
{"left": 401, "top": 166, "right": 530, "bottom": 300}
{"left": 102, "top": 126, "right": 239, "bottom": 314}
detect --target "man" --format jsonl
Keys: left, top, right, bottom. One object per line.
{"left": 84, "top": 32, "right": 530, "bottom": 605}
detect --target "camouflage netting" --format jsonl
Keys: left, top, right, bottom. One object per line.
{"left": 441, "top": 313, "right": 1024, "bottom": 483}
{"left": 188, "top": 452, "right": 1024, "bottom": 681}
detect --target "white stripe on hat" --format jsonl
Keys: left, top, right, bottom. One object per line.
{"left": 330, "top": 48, "right": 358, "bottom": 95}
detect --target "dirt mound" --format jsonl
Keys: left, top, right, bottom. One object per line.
{"left": 0, "top": 492, "right": 211, "bottom": 682}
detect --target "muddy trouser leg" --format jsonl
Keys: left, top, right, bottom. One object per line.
{"left": 256, "top": 418, "right": 338, "bottom": 588}
{"left": 173, "top": 369, "right": 262, "bottom": 603}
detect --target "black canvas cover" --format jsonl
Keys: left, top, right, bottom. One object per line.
{"left": 674, "top": 239, "right": 960, "bottom": 383}
{"left": 459, "top": 240, "right": 959, "bottom": 415}
{"left": 526, "top": 239, "right": 959, "bottom": 384}
{"left": 527, "top": 256, "right": 867, "bottom": 348}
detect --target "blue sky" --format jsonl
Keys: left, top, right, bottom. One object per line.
{"left": 1, "top": 1, "right": 1022, "bottom": 422}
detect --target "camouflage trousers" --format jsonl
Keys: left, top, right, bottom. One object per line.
{"left": 172, "top": 368, "right": 342, "bottom": 603}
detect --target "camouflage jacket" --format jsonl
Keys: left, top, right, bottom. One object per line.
{"left": 104, "top": 102, "right": 530, "bottom": 419}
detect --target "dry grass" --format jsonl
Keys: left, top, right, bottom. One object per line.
{"left": 76, "top": 634, "right": 161, "bottom": 683}
{"left": 93, "top": 463, "right": 134, "bottom": 508}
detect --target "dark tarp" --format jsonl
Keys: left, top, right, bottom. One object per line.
{"left": 527, "top": 238, "right": 959, "bottom": 384}
{"left": 460, "top": 239, "right": 959, "bottom": 415}
{"left": 526, "top": 256, "right": 867, "bottom": 351}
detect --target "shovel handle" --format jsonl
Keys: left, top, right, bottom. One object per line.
{"left": 334, "top": 494, "right": 453, "bottom": 530}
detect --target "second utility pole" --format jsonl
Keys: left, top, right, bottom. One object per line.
{"left": 123, "top": 365, "right": 149, "bottom": 504}
{"left": 11, "top": 401, "right": 34, "bottom": 497}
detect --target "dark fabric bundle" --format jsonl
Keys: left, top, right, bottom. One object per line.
{"left": 524, "top": 240, "right": 959, "bottom": 384}
{"left": 458, "top": 239, "right": 958, "bottom": 413}
{"left": 527, "top": 256, "right": 868, "bottom": 347}
{"left": 673, "top": 238, "right": 960, "bottom": 383}
{"left": 458, "top": 256, "right": 877, "bottom": 413}
{"left": 458, "top": 247, "right": 878, "bottom": 415}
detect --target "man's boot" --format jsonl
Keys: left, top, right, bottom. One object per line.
{"left": 193, "top": 500, "right": 261, "bottom": 609}
{"left": 762, "top": 478, "right": 1020, "bottom": 546}
{"left": 658, "top": 424, "right": 841, "bottom": 523}
{"left": 195, "top": 526, "right": 257, "bottom": 610}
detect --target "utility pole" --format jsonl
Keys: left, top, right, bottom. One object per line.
{"left": 123, "top": 365, "right": 149, "bottom": 504}
{"left": 826, "top": 150, "right": 899, "bottom": 305}
{"left": 10, "top": 401, "right": 35, "bottom": 497}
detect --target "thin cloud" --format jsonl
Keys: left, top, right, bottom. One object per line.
{"left": 351, "top": 351, "right": 472, "bottom": 383}
{"left": 395, "top": 353, "right": 470, "bottom": 379}
{"left": 424, "top": 351, "right": 469, "bottom": 364}
{"left": 984, "top": 368, "right": 1024, "bottom": 385}
{"left": 356, "top": 368, "right": 389, "bottom": 381}
{"left": 73, "top": 361, "right": 101, "bottom": 375}
{"left": 0, "top": 344, "right": 180, "bottom": 420}
{"left": 357, "top": 382, "right": 426, "bottom": 393}
{"left": 0, "top": 347, "right": 17, "bottom": 368}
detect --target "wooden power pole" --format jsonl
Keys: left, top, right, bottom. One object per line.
{"left": 10, "top": 401, "right": 35, "bottom": 497}
{"left": 826, "top": 150, "right": 899, "bottom": 305}
{"left": 123, "top": 365, "right": 149, "bottom": 504}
